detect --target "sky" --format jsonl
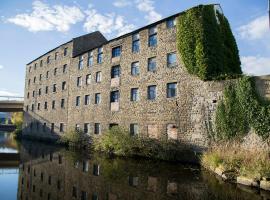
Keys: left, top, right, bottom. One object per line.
{"left": 0, "top": 0, "right": 269, "bottom": 96}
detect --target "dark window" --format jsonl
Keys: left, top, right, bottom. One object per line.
{"left": 31, "top": 104, "right": 34, "bottom": 111}
{"left": 61, "top": 99, "right": 65, "bottom": 108}
{"left": 149, "top": 26, "right": 157, "bottom": 47}
{"left": 97, "top": 47, "right": 103, "bottom": 64}
{"left": 148, "top": 85, "right": 156, "bottom": 100}
{"left": 110, "top": 91, "right": 119, "bottom": 102}
{"left": 40, "top": 60, "right": 43, "bottom": 67}
{"left": 43, "top": 123, "right": 46, "bottom": 132}
{"left": 64, "top": 47, "right": 68, "bottom": 56}
{"left": 96, "top": 72, "right": 101, "bottom": 83}
{"left": 81, "top": 191, "right": 87, "bottom": 200}
{"left": 48, "top": 176, "right": 51, "bottom": 185}
{"left": 82, "top": 160, "right": 89, "bottom": 172}
{"left": 167, "top": 82, "right": 177, "bottom": 98}
{"left": 45, "top": 86, "right": 48, "bottom": 94}
{"left": 53, "top": 84, "right": 57, "bottom": 92}
{"left": 72, "top": 187, "right": 77, "bottom": 198}
{"left": 55, "top": 52, "right": 58, "bottom": 60}
{"left": 111, "top": 65, "right": 120, "bottom": 78}
{"left": 37, "top": 103, "right": 40, "bottom": 110}
{"left": 166, "top": 17, "right": 176, "bottom": 28}
{"left": 132, "top": 33, "right": 140, "bottom": 53}
{"left": 28, "top": 79, "right": 31, "bottom": 86}
{"left": 94, "top": 123, "right": 100, "bottom": 134}
{"left": 84, "top": 95, "right": 90, "bottom": 105}
{"left": 93, "top": 164, "right": 100, "bottom": 175}
{"left": 86, "top": 74, "right": 91, "bottom": 85}
{"left": 95, "top": 93, "right": 101, "bottom": 104}
{"left": 60, "top": 123, "right": 64, "bottom": 132}
{"left": 52, "top": 100, "right": 56, "bottom": 109}
{"left": 112, "top": 46, "right": 121, "bottom": 58}
{"left": 63, "top": 64, "right": 67, "bottom": 73}
{"left": 39, "top": 74, "right": 42, "bottom": 81}
{"left": 131, "top": 62, "right": 139, "bottom": 76}
{"left": 76, "top": 96, "right": 80, "bottom": 106}
{"left": 47, "top": 56, "right": 51, "bottom": 64}
{"left": 38, "top": 88, "right": 41, "bottom": 96}
{"left": 26, "top": 105, "right": 29, "bottom": 111}
{"left": 92, "top": 194, "right": 98, "bottom": 200}
{"left": 167, "top": 52, "right": 177, "bottom": 67}
{"left": 84, "top": 123, "right": 89, "bottom": 134}
{"left": 33, "top": 76, "right": 36, "bottom": 83}
{"left": 148, "top": 57, "right": 156, "bottom": 72}
{"left": 78, "top": 55, "right": 83, "bottom": 70}
{"left": 28, "top": 66, "right": 31, "bottom": 73}
{"left": 131, "top": 88, "right": 139, "bottom": 101}
{"left": 62, "top": 81, "right": 66, "bottom": 90}
{"left": 57, "top": 180, "right": 61, "bottom": 190}
{"left": 46, "top": 71, "right": 49, "bottom": 79}
{"left": 34, "top": 63, "right": 37, "bottom": 70}
{"left": 32, "top": 90, "right": 35, "bottom": 97}
{"left": 88, "top": 51, "right": 93, "bottom": 67}
{"left": 27, "top": 92, "right": 29, "bottom": 98}
{"left": 50, "top": 153, "right": 53, "bottom": 161}
{"left": 51, "top": 123, "right": 54, "bottom": 133}
{"left": 77, "top": 77, "right": 82, "bottom": 87}
{"left": 40, "top": 172, "right": 44, "bottom": 181}
{"left": 44, "top": 102, "right": 48, "bottom": 109}
{"left": 54, "top": 68, "right": 57, "bottom": 76}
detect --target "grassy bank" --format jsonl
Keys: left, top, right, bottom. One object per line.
{"left": 201, "top": 142, "right": 270, "bottom": 180}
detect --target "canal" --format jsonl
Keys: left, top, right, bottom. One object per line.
{"left": 0, "top": 131, "right": 269, "bottom": 200}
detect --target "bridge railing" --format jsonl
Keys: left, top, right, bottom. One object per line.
{"left": 0, "top": 96, "right": 24, "bottom": 102}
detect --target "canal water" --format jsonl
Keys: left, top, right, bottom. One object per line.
{"left": 0, "top": 131, "right": 269, "bottom": 200}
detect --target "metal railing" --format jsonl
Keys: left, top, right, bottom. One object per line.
{"left": 0, "top": 96, "right": 24, "bottom": 102}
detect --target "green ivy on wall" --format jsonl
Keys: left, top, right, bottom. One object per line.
{"left": 177, "top": 5, "right": 242, "bottom": 80}
{"left": 215, "top": 76, "right": 270, "bottom": 140}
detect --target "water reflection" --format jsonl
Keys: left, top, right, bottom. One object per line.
{"left": 0, "top": 131, "right": 19, "bottom": 153}
{"left": 17, "top": 140, "right": 269, "bottom": 200}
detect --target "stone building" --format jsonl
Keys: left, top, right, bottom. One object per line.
{"left": 23, "top": 4, "right": 251, "bottom": 147}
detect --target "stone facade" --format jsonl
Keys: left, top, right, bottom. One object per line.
{"left": 23, "top": 6, "right": 270, "bottom": 148}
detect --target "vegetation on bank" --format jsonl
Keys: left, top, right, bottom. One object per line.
{"left": 177, "top": 5, "right": 242, "bottom": 80}
{"left": 93, "top": 126, "right": 197, "bottom": 162}
{"left": 60, "top": 129, "right": 89, "bottom": 148}
{"left": 214, "top": 76, "right": 270, "bottom": 140}
{"left": 201, "top": 142, "right": 270, "bottom": 180}
{"left": 11, "top": 112, "right": 23, "bottom": 137}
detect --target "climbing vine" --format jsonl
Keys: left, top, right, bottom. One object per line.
{"left": 215, "top": 76, "right": 270, "bottom": 140}
{"left": 177, "top": 5, "right": 242, "bottom": 80}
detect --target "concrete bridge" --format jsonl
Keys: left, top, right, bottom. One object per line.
{"left": 0, "top": 96, "right": 24, "bottom": 112}
{"left": 0, "top": 153, "right": 20, "bottom": 167}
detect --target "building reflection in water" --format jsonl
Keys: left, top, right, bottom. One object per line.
{"left": 17, "top": 140, "right": 265, "bottom": 200}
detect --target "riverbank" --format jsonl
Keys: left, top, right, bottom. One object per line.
{"left": 201, "top": 142, "right": 270, "bottom": 191}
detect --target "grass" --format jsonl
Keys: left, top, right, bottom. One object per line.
{"left": 201, "top": 141, "right": 270, "bottom": 179}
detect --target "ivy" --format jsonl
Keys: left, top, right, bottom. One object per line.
{"left": 215, "top": 76, "right": 270, "bottom": 140}
{"left": 177, "top": 5, "right": 242, "bottom": 80}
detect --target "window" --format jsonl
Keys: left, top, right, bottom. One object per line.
{"left": 64, "top": 47, "right": 68, "bottom": 56}
{"left": 39, "top": 74, "right": 42, "bottom": 81}
{"left": 60, "top": 123, "right": 64, "bottom": 132}
{"left": 82, "top": 160, "right": 89, "bottom": 172}
{"left": 149, "top": 26, "right": 157, "bottom": 47}
{"left": 75, "top": 124, "right": 80, "bottom": 131}
{"left": 77, "top": 76, "right": 82, "bottom": 87}
{"left": 131, "top": 88, "right": 139, "bottom": 101}
{"left": 95, "top": 93, "right": 101, "bottom": 104}
{"left": 33, "top": 76, "right": 36, "bottom": 83}
{"left": 94, "top": 123, "right": 100, "bottom": 134}
{"left": 46, "top": 71, "right": 49, "bottom": 79}
{"left": 51, "top": 123, "right": 54, "bottom": 133}
{"left": 28, "top": 79, "right": 31, "bottom": 86}
{"left": 167, "top": 82, "right": 177, "bottom": 98}
{"left": 96, "top": 71, "right": 101, "bottom": 83}
{"left": 81, "top": 191, "right": 87, "bottom": 200}
{"left": 47, "top": 56, "right": 51, "bottom": 64}
{"left": 111, "top": 65, "right": 120, "bottom": 78}
{"left": 38, "top": 88, "right": 41, "bottom": 96}
{"left": 45, "top": 86, "right": 48, "bottom": 94}
{"left": 62, "top": 81, "right": 66, "bottom": 90}
{"left": 167, "top": 52, "right": 177, "bottom": 67}
{"left": 53, "top": 84, "right": 57, "bottom": 92}
{"left": 76, "top": 96, "right": 80, "bottom": 106}
{"left": 63, "top": 64, "right": 67, "bottom": 73}
{"left": 132, "top": 33, "right": 140, "bottom": 53}
{"left": 40, "top": 60, "right": 43, "bottom": 67}
{"left": 112, "top": 46, "right": 121, "bottom": 58}
{"left": 130, "top": 124, "right": 139, "bottom": 136}
{"left": 37, "top": 103, "right": 40, "bottom": 110}
{"left": 78, "top": 55, "right": 83, "bottom": 70}
{"left": 97, "top": 47, "right": 103, "bottom": 64}
{"left": 166, "top": 17, "right": 176, "bottom": 28}
{"left": 32, "top": 90, "right": 35, "bottom": 97}
{"left": 43, "top": 123, "right": 46, "bottom": 132}
{"left": 110, "top": 91, "right": 119, "bottom": 102}
{"left": 61, "top": 99, "right": 65, "bottom": 108}
{"left": 34, "top": 63, "right": 37, "bottom": 70}
{"left": 31, "top": 104, "right": 34, "bottom": 111}
{"left": 72, "top": 187, "right": 77, "bottom": 198}
{"left": 44, "top": 102, "right": 48, "bottom": 110}
{"left": 58, "top": 155, "right": 62, "bottom": 164}
{"left": 55, "top": 52, "right": 59, "bottom": 60}
{"left": 131, "top": 62, "right": 139, "bottom": 76}
{"left": 84, "top": 123, "right": 90, "bottom": 134}
{"left": 148, "top": 57, "right": 156, "bottom": 72}
{"left": 88, "top": 51, "right": 93, "bottom": 67}
{"left": 57, "top": 180, "right": 61, "bottom": 190}
{"left": 28, "top": 66, "right": 31, "bottom": 73}
{"left": 86, "top": 74, "right": 91, "bottom": 85}
{"left": 148, "top": 85, "right": 156, "bottom": 100}
{"left": 84, "top": 95, "right": 90, "bottom": 105}
{"left": 52, "top": 100, "right": 56, "bottom": 109}
{"left": 27, "top": 92, "right": 29, "bottom": 99}
{"left": 48, "top": 176, "right": 52, "bottom": 185}
{"left": 54, "top": 68, "right": 57, "bottom": 76}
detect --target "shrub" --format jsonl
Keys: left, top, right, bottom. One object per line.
{"left": 60, "top": 129, "right": 87, "bottom": 148}
{"left": 177, "top": 5, "right": 241, "bottom": 80}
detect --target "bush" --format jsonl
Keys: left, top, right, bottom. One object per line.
{"left": 177, "top": 5, "right": 241, "bottom": 80}
{"left": 60, "top": 129, "right": 88, "bottom": 148}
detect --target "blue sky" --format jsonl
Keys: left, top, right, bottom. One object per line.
{"left": 0, "top": 0, "right": 269, "bottom": 96}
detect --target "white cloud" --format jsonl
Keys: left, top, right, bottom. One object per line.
{"left": 135, "top": 0, "right": 162, "bottom": 23}
{"left": 0, "top": 90, "right": 20, "bottom": 97}
{"left": 0, "top": 65, "right": 3, "bottom": 70}
{"left": 238, "top": 15, "right": 269, "bottom": 40}
{"left": 83, "top": 5, "right": 136, "bottom": 37}
{"left": 113, "top": 0, "right": 132, "bottom": 8}
{"left": 7, "top": 1, "right": 84, "bottom": 32}
{"left": 241, "top": 56, "right": 270, "bottom": 76}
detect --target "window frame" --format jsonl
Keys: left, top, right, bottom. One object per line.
{"left": 148, "top": 85, "right": 157, "bottom": 100}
